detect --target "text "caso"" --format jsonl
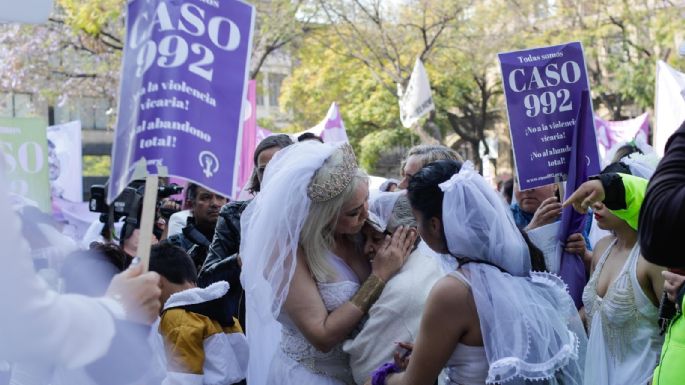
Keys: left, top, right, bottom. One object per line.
{"left": 129, "top": 2, "right": 243, "bottom": 82}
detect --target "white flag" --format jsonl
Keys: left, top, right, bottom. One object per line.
{"left": 655, "top": 60, "right": 685, "bottom": 156}
{"left": 399, "top": 58, "right": 435, "bottom": 128}
{"left": 297, "top": 102, "right": 349, "bottom": 144}
{"left": 47, "top": 120, "right": 83, "bottom": 203}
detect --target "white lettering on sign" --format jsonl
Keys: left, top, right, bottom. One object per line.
{"left": 130, "top": 2, "right": 243, "bottom": 82}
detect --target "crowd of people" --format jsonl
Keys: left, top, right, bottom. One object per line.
{"left": 0, "top": 121, "right": 684, "bottom": 385}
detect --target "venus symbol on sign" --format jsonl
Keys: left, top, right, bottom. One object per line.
{"left": 199, "top": 150, "right": 219, "bottom": 178}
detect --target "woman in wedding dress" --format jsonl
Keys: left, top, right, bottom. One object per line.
{"left": 240, "top": 140, "right": 415, "bottom": 385}
{"left": 581, "top": 162, "right": 665, "bottom": 385}
{"left": 368, "top": 160, "right": 586, "bottom": 385}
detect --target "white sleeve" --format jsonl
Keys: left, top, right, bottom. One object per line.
{"left": 343, "top": 304, "right": 413, "bottom": 385}
{"left": 167, "top": 210, "right": 191, "bottom": 238}
{"left": 0, "top": 180, "right": 118, "bottom": 369}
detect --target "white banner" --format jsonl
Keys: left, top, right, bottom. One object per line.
{"left": 655, "top": 60, "right": 685, "bottom": 156}
{"left": 399, "top": 58, "right": 435, "bottom": 128}
{"left": 47, "top": 120, "right": 83, "bottom": 202}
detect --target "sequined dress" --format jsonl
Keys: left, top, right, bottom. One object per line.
{"left": 582, "top": 240, "right": 663, "bottom": 385}
{"left": 267, "top": 252, "right": 359, "bottom": 385}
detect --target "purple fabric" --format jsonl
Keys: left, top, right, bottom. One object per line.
{"left": 498, "top": 42, "right": 601, "bottom": 190}
{"left": 108, "top": 0, "right": 255, "bottom": 203}
{"left": 558, "top": 90, "right": 598, "bottom": 308}
{"left": 371, "top": 362, "right": 400, "bottom": 385}
{"left": 594, "top": 113, "right": 650, "bottom": 158}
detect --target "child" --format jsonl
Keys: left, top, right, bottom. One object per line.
{"left": 149, "top": 242, "right": 248, "bottom": 385}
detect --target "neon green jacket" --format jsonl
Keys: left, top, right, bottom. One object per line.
{"left": 653, "top": 300, "right": 685, "bottom": 385}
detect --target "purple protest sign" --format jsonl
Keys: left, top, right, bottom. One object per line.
{"left": 108, "top": 0, "right": 255, "bottom": 203}
{"left": 499, "top": 42, "right": 600, "bottom": 190}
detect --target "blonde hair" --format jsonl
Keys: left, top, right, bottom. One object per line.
{"left": 300, "top": 149, "right": 368, "bottom": 282}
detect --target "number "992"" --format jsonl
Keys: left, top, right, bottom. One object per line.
{"left": 523, "top": 89, "right": 572, "bottom": 118}
{"left": 136, "top": 35, "right": 214, "bottom": 81}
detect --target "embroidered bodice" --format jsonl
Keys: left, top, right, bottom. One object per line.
{"left": 581, "top": 239, "right": 663, "bottom": 384}
{"left": 279, "top": 253, "right": 359, "bottom": 384}
{"left": 582, "top": 240, "right": 658, "bottom": 357}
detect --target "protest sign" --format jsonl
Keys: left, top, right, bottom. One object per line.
{"left": 399, "top": 58, "right": 435, "bottom": 128}
{"left": 0, "top": 117, "right": 50, "bottom": 212}
{"left": 558, "top": 90, "right": 594, "bottom": 308}
{"left": 499, "top": 42, "right": 600, "bottom": 190}
{"left": 47, "top": 120, "right": 83, "bottom": 203}
{"left": 109, "top": 0, "right": 256, "bottom": 204}
{"left": 594, "top": 113, "right": 649, "bottom": 162}
{"left": 237, "top": 80, "right": 257, "bottom": 192}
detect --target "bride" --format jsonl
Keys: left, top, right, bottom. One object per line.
{"left": 240, "top": 140, "right": 415, "bottom": 385}
{"left": 369, "top": 160, "right": 586, "bottom": 385}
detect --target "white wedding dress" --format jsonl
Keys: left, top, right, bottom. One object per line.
{"left": 582, "top": 240, "right": 663, "bottom": 385}
{"left": 267, "top": 252, "right": 359, "bottom": 385}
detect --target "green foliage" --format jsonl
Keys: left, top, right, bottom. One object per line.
{"left": 280, "top": 31, "right": 402, "bottom": 151}
{"left": 359, "top": 127, "right": 418, "bottom": 174}
{"left": 57, "top": 0, "right": 124, "bottom": 36}
{"left": 82, "top": 155, "right": 111, "bottom": 176}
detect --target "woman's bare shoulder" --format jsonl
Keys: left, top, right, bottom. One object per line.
{"left": 427, "top": 273, "right": 472, "bottom": 313}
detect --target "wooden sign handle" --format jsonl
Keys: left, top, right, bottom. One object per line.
{"left": 136, "top": 175, "right": 159, "bottom": 271}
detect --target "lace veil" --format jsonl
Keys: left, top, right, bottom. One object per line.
{"left": 440, "top": 162, "right": 586, "bottom": 384}
{"left": 239, "top": 140, "right": 348, "bottom": 385}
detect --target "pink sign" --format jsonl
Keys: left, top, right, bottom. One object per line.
{"left": 594, "top": 113, "right": 650, "bottom": 160}
{"left": 237, "top": 80, "right": 258, "bottom": 193}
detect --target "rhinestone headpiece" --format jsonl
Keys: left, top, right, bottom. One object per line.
{"left": 307, "top": 143, "right": 358, "bottom": 202}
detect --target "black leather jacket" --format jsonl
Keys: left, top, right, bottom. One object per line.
{"left": 197, "top": 200, "right": 250, "bottom": 328}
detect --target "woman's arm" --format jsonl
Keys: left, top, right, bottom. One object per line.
{"left": 563, "top": 174, "right": 648, "bottom": 231}
{"left": 639, "top": 257, "right": 666, "bottom": 307}
{"left": 384, "top": 276, "right": 474, "bottom": 385}
{"left": 284, "top": 228, "right": 415, "bottom": 353}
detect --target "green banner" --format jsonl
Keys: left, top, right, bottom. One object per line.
{"left": 0, "top": 117, "right": 50, "bottom": 212}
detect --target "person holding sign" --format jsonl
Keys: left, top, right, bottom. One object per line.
{"left": 241, "top": 141, "right": 415, "bottom": 385}
{"left": 511, "top": 182, "right": 590, "bottom": 263}
{"left": 366, "top": 160, "right": 585, "bottom": 385}
{"left": 0, "top": 180, "right": 163, "bottom": 383}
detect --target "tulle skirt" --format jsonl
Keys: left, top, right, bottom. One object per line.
{"left": 267, "top": 349, "right": 349, "bottom": 385}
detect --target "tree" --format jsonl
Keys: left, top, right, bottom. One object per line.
{"left": 0, "top": 0, "right": 124, "bottom": 104}
{"left": 280, "top": 31, "right": 409, "bottom": 152}
{"left": 0, "top": 0, "right": 310, "bottom": 108}
{"left": 510, "top": 0, "right": 684, "bottom": 120}
{"left": 311, "top": 0, "right": 465, "bottom": 141}
{"left": 250, "top": 0, "right": 314, "bottom": 79}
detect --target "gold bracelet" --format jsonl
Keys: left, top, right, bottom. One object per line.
{"left": 350, "top": 274, "right": 385, "bottom": 313}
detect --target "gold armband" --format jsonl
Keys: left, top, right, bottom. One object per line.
{"left": 350, "top": 274, "right": 385, "bottom": 313}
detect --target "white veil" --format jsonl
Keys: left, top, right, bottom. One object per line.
{"left": 239, "top": 140, "right": 340, "bottom": 385}
{"left": 440, "top": 162, "right": 586, "bottom": 384}
{"left": 367, "top": 191, "right": 404, "bottom": 232}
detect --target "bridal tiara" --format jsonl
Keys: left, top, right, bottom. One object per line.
{"left": 307, "top": 143, "right": 358, "bottom": 202}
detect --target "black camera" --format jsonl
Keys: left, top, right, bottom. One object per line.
{"left": 89, "top": 181, "right": 184, "bottom": 242}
